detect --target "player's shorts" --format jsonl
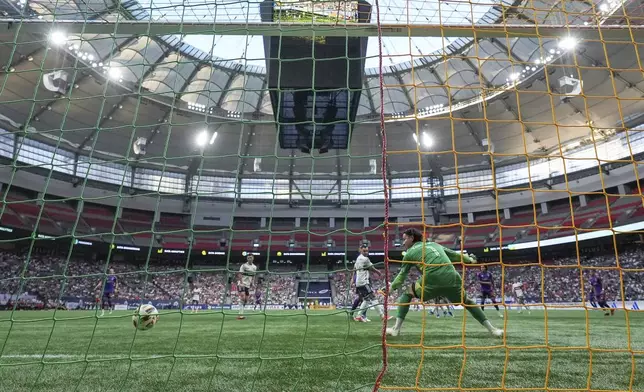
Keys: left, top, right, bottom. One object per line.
{"left": 102, "top": 292, "right": 112, "bottom": 300}
{"left": 192, "top": 299, "right": 199, "bottom": 305}
{"left": 238, "top": 286, "right": 250, "bottom": 296}
{"left": 356, "top": 285, "right": 375, "bottom": 301}
{"left": 255, "top": 298, "right": 262, "bottom": 305}
{"left": 411, "top": 281, "right": 463, "bottom": 304}
{"left": 480, "top": 291, "right": 495, "bottom": 300}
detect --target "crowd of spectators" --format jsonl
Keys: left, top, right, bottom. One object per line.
{"left": 0, "top": 252, "right": 298, "bottom": 308}
{"left": 332, "top": 249, "right": 644, "bottom": 306}
{"left": 1, "top": 248, "right": 643, "bottom": 309}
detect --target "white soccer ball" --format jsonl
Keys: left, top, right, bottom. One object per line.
{"left": 132, "top": 304, "right": 159, "bottom": 331}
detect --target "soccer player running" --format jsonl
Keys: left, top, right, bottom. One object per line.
{"left": 386, "top": 228, "right": 503, "bottom": 338}
{"left": 478, "top": 265, "right": 503, "bottom": 318}
{"left": 94, "top": 268, "right": 117, "bottom": 317}
{"left": 191, "top": 285, "right": 202, "bottom": 313}
{"left": 589, "top": 272, "right": 614, "bottom": 316}
{"left": 353, "top": 244, "right": 392, "bottom": 322}
{"left": 237, "top": 254, "right": 257, "bottom": 320}
{"left": 511, "top": 281, "right": 530, "bottom": 314}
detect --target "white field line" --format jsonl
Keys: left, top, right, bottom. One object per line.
{"left": 2, "top": 354, "right": 171, "bottom": 360}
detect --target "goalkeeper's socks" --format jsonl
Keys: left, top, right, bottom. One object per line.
{"left": 482, "top": 320, "right": 497, "bottom": 334}
{"left": 393, "top": 317, "right": 404, "bottom": 332}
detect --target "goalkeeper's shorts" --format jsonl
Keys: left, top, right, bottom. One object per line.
{"left": 411, "top": 282, "right": 465, "bottom": 305}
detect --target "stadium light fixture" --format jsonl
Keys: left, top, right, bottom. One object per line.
{"left": 412, "top": 133, "right": 419, "bottom": 145}
{"left": 558, "top": 37, "right": 578, "bottom": 51}
{"left": 421, "top": 132, "right": 432, "bottom": 148}
{"left": 107, "top": 67, "right": 121, "bottom": 80}
{"left": 50, "top": 31, "right": 67, "bottom": 45}
{"left": 509, "top": 72, "right": 520, "bottom": 81}
{"left": 209, "top": 131, "right": 218, "bottom": 145}
{"left": 196, "top": 130, "right": 209, "bottom": 147}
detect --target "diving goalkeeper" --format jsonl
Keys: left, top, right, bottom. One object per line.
{"left": 386, "top": 228, "right": 504, "bottom": 338}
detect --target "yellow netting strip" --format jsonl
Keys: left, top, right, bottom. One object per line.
{"left": 381, "top": 1, "right": 642, "bottom": 391}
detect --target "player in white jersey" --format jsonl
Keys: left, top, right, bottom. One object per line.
{"left": 512, "top": 281, "right": 530, "bottom": 314}
{"left": 353, "top": 245, "right": 392, "bottom": 322}
{"left": 237, "top": 254, "right": 257, "bottom": 319}
{"left": 191, "top": 285, "right": 202, "bottom": 313}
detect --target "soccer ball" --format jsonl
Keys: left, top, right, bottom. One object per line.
{"left": 132, "top": 304, "right": 159, "bottom": 330}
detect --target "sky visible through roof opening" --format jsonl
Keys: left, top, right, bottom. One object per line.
{"left": 137, "top": 0, "right": 498, "bottom": 70}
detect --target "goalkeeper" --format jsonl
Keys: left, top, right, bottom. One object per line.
{"left": 386, "top": 228, "right": 504, "bottom": 338}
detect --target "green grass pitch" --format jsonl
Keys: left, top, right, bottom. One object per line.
{"left": 0, "top": 309, "right": 642, "bottom": 391}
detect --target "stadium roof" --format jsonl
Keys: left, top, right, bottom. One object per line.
{"left": 1, "top": 0, "right": 644, "bottom": 184}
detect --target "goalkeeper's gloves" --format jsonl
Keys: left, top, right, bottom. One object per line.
{"left": 468, "top": 253, "right": 478, "bottom": 264}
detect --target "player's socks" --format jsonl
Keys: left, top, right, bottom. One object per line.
{"left": 358, "top": 299, "right": 370, "bottom": 317}
{"left": 388, "top": 292, "right": 413, "bottom": 334}
{"left": 350, "top": 297, "right": 361, "bottom": 316}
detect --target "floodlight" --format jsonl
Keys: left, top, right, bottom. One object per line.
{"left": 412, "top": 133, "right": 419, "bottom": 144}
{"left": 196, "top": 130, "right": 209, "bottom": 147}
{"left": 50, "top": 31, "right": 67, "bottom": 46}
{"left": 107, "top": 67, "right": 121, "bottom": 80}
{"left": 209, "top": 131, "right": 218, "bottom": 145}
{"left": 558, "top": 37, "right": 578, "bottom": 51}
{"left": 421, "top": 132, "right": 432, "bottom": 148}
{"left": 509, "top": 72, "right": 520, "bottom": 81}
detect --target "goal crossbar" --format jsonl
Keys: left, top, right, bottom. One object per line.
{"left": 2, "top": 19, "right": 644, "bottom": 40}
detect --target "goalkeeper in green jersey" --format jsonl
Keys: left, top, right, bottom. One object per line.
{"left": 386, "top": 228, "right": 504, "bottom": 338}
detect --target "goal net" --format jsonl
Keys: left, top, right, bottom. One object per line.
{"left": 0, "top": 0, "right": 643, "bottom": 391}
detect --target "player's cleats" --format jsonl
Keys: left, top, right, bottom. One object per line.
{"left": 381, "top": 315, "right": 394, "bottom": 321}
{"left": 491, "top": 328, "right": 504, "bottom": 338}
{"left": 354, "top": 316, "right": 367, "bottom": 322}
{"left": 386, "top": 327, "right": 399, "bottom": 337}
{"left": 237, "top": 315, "right": 246, "bottom": 320}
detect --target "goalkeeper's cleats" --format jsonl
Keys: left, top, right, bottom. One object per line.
{"left": 237, "top": 316, "right": 246, "bottom": 320}
{"left": 386, "top": 327, "right": 400, "bottom": 337}
{"left": 491, "top": 328, "right": 504, "bottom": 338}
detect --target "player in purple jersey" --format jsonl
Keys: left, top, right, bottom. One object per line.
{"left": 253, "top": 287, "right": 263, "bottom": 311}
{"left": 94, "top": 268, "right": 118, "bottom": 317}
{"left": 477, "top": 266, "right": 503, "bottom": 318}
{"left": 589, "top": 272, "right": 614, "bottom": 316}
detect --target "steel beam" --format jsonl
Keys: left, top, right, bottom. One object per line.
{"left": 3, "top": 20, "right": 643, "bottom": 40}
